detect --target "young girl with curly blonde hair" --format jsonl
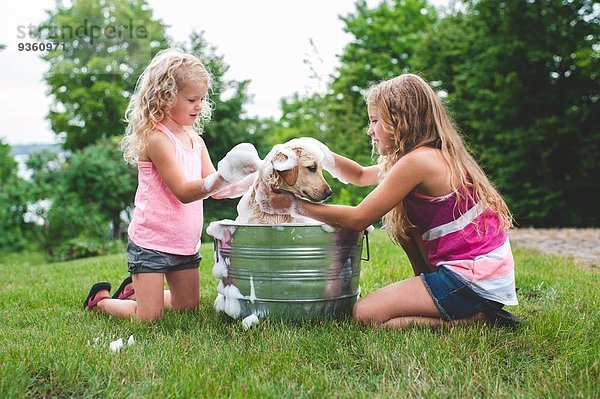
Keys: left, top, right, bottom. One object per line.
{"left": 263, "top": 73, "right": 521, "bottom": 329}
{"left": 84, "top": 48, "right": 260, "bottom": 321}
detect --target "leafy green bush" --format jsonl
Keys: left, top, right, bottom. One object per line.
{"left": 53, "top": 236, "right": 125, "bottom": 262}
{"left": 54, "top": 237, "right": 103, "bottom": 261}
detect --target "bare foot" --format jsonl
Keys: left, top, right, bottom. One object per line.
{"left": 90, "top": 289, "right": 110, "bottom": 310}
{"left": 122, "top": 283, "right": 135, "bottom": 300}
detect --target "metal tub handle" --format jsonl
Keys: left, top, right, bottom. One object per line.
{"left": 361, "top": 230, "right": 370, "bottom": 261}
{"left": 213, "top": 239, "right": 219, "bottom": 263}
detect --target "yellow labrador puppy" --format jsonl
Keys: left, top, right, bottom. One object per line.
{"left": 236, "top": 138, "right": 332, "bottom": 224}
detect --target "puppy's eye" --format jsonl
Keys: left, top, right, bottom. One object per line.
{"left": 307, "top": 166, "right": 317, "bottom": 173}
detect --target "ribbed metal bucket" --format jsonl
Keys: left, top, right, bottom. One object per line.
{"left": 212, "top": 222, "right": 370, "bottom": 321}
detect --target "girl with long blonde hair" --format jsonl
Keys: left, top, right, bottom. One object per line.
{"left": 84, "top": 48, "right": 260, "bottom": 321}
{"left": 263, "top": 73, "right": 521, "bottom": 329}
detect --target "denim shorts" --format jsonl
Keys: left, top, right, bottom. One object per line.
{"left": 421, "top": 266, "right": 505, "bottom": 321}
{"left": 126, "top": 239, "right": 201, "bottom": 274}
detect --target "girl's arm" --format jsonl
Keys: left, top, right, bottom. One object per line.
{"left": 211, "top": 172, "right": 257, "bottom": 199}
{"left": 199, "top": 137, "right": 217, "bottom": 177}
{"left": 331, "top": 153, "right": 381, "bottom": 187}
{"left": 262, "top": 150, "right": 430, "bottom": 231}
{"left": 197, "top": 138, "right": 256, "bottom": 199}
{"left": 398, "top": 227, "right": 434, "bottom": 275}
{"left": 147, "top": 134, "right": 257, "bottom": 203}
{"left": 304, "top": 138, "right": 379, "bottom": 186}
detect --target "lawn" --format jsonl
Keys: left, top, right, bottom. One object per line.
{"left": 0, "top": 229, "right": 598, "bottom": 398}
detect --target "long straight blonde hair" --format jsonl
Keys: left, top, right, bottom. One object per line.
{"left": 121, "top": 48, "right": 212, "bottom": 164}
{"left": 366, "top": 74, "right": 512, "bottom": 244}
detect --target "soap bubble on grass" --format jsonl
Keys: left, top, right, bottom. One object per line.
{"left": 109, "top": 335, "right": 135, "bottom": 353}
{"left": 88, "top": 333, "right": 136, "bottom": 353}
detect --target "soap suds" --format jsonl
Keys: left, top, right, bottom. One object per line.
{"left": 217, "top": 143, "right": 262, "bottom": 184}
{"left": 242, "top": 314, "right": 260, "bottom": 330}
{"left": 212, "top": 257, "right": 228, "bottom": 279}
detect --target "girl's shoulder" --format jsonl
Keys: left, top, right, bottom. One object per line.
{"left": 194, "top": 134, "right": 206, "bottom": 148}
{"left": 146, "top": 128, "right": 171, "bottom": 147}
{"left": 399, "top": 147, "right": 452, "bottom": 196}
{"left": 385, "top": 146, "right": 445, "bottom": 182}
{"left": 408, "top": 145, "right": 442, "bottom": 157}
{"left": 402, "top": 146, "right": 446, "bottom": 167}
{"left": 139, "top": 129, "right": 173, "bottom": 159}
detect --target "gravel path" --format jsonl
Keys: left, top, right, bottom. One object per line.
{"left": 509, "top": 228, "right": 600, "bottom": 268}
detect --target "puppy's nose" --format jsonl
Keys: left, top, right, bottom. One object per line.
{"left": 324, "top": 187, "right": 333, "bottom": 199}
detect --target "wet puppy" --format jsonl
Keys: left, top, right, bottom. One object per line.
{"left": 236, "top": 138, "right": 332, "bottom": 224}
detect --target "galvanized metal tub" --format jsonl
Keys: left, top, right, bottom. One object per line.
{"left": 211, "top": 222, "right": 370, "bottom": 321}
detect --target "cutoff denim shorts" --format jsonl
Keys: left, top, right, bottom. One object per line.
{"left": 126, "top": 239, "right": 201, "bottom": 274}
{"left": 421, "top": 266, "right": 505, "bottom": 321}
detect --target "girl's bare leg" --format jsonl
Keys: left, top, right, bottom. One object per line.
{"left": 163, "top": 290, "right": 172, "bottom": 309}
{"left": 95, "top": 295, "right": 137, "bottom": 318}
{"left": 353, "top": 276, "right": 484, "bottom": 330}
{"left": 94, "top": 273, "right": 165, "bottom": 320}
{"left": 165, "top": 268, "right": 200, "bottom": 311}
{"left": 118, "top": 278, "right": 173, "bottom": 308}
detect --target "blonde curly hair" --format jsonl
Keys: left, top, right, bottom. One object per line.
{"left": 366, "top": 74, "right": 513, "bottom": 244}
{"left": 121, "top": 48, "right": 212, "bottom": 164}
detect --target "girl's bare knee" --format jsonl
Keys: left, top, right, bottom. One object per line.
{"left": 352, "top": 298, "right": 374, "bottom": 325}
{"left": 136, "top": 307, "right": 163, "bottom": 322}
{"left": 171, "top": 298, "right": 199, "bottom": 311}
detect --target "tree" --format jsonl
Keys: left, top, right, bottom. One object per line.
{"left": 417, "top": 0, "right": 600, "bottom": 226}
{"left": 0, "top": 140, "right": 30, "bottom": 251}
{"left": 27, "top": 139, "right": 137, "bottom": 259}
{"left": 59, "top": 138, "right": 137, "bottom": 239}
{"left": 20, "top": 3, "right": 272, "bottom": 257}
{"left": 275, "top": 0, "right": 438, "bottom": 206}
{"left": 35, "top": 0, "right": 168, "bottom": 150}
{"left": 0, "top": 139, "right": 17, "bottom": 182}
{"left": 330, "top": 0, "right": 438, "bottom": 162}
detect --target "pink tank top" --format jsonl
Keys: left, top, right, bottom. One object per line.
{"left": 128, "top": 123, "right": 204, "bottom": 255}
{"left": 405, "top": 190, "right": 518, "bottom": 306}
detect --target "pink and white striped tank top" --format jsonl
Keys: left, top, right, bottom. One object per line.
{"left": 405, "top": 190, "right": 518, "bottom": 305}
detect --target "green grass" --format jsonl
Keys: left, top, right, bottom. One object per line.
{"left": 1, "top": 230, "right": 598, "bottom": 398}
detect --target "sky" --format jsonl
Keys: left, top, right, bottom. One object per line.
{"left": 0, "top": 0, "right": 447, "bottom": 146}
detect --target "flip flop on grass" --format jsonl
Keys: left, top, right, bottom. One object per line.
{"left": 483, "top": 305, "right": 524, "bottom": 328}
{"left": 112, "top": 276, "right": 134, "bottom": 300}
{"left": 84, "top": 282, "right": 111, "bottom": 310}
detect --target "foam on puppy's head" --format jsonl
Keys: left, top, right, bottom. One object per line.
{"left": 283, "top": 138, "right": 324, "bottom": 161}
{"left": 271, "top": 147, "right": 298, "bottom": 171}
{"left": 261, "top": 138, "right": 325, "bottom": 188}
{"left": 271, "top": 147, "right": 299, "bottom": 186}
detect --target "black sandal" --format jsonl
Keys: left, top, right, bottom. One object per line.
{"left": 112, "top": 276, "right": 134, "bottom": 299}
{"left": 84, "top": 282, "right": 111, "bottom": 310}
{"left": 483, "top": 305, "right": 524, "bottom": 328}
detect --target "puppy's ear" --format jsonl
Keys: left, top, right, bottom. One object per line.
{"left": 277, "top": 167, "right": 298, "bottom": 186}
{"left": 272, "top": 150, "right": 297, "bottom": 170}
{"left": 271, "top": 149, "right": 299, "bottom": 186}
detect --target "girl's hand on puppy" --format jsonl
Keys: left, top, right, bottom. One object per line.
{"left": 217, "top": 143, "right": 262, "bottom": 183}
{"left": 256, "top": 182, "right": 298, "bottom": 216}
{"left": 302, "top": 137, "right": 335, "bottom": 171}
{"left": 298, "top": 137, "right": 347, "bottom": 182}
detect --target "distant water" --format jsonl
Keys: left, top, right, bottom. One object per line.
{"left": 12, "top": 144, "right": 63, "bottom": 180}
{"left": 13, "top": 154, "right": 53, "bottom": 224}
{"left": 15, "top": 154, "right": 31, "bottom": 180}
